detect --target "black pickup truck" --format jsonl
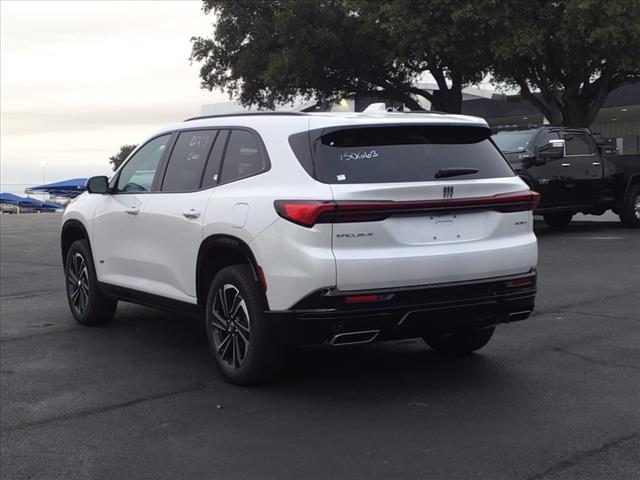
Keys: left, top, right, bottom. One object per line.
{"left": 492, "top": 126, "right": 640, "bottom": 228}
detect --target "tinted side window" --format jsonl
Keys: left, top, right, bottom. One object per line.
{"left": 564, "top": 133, "right": 594, "bottom": 155}
{"left": 162, "top": 130, "right": 217, "bottom": 191}
{"left": 117, "top": 134, "right": 170, "bottom": 192}
{"left": 201, "top": 130, "right": 229, "bottom": 189}
{"left": 220, "top": 130, "right": 268, "bottom": 184}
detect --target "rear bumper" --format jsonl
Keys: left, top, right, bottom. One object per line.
{"left": 265, "top": 270, "right": 536, "bottom": 345}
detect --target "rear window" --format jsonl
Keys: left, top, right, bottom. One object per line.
{"left": 291, "top": 125, "right": 514, "bottom": 184}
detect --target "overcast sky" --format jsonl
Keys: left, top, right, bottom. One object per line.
{"left": 1, "top": 0, "right": 227, "bottom": 191}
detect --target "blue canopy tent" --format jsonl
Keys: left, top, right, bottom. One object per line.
{"left": 25, "top": 178, "right": 87, "bottom": 198}
{"left": 0, "top": 192, "right": 63, "bottom": 211}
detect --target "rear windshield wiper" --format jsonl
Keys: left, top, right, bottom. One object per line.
{"left": 435, "top": 168, "right": 479, "bottom": 179}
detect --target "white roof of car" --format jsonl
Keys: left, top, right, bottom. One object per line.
{"left": 151, "top": 111, "right": 488, "bottom": 140}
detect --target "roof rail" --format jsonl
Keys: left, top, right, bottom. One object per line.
{"left": 184, "top": 111, "right": 308, "bottom": 122}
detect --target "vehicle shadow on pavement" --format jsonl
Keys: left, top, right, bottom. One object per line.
{"left": 110, "top": 304, "right": 517, "bottom": 396}
{"left": 283, "top": 342, "right": 511, "bottom": 390}
{"left": 533, "top": 220, "right": 627, "bottom": 236}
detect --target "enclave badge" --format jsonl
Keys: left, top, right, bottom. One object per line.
{"left": 443, "top": 186, "right": 454, "bottom": 199}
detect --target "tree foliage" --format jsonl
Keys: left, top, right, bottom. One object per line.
{"left": 191, "top": 0, "right": 640, "bottom": 125}
{"left": 378, "top": 0, "right": 489, "bottom": 113}
{"left": 488, "top": 0, "right": 640, "bottom": 126}
{"left": 190, "top": 0, "right": 491, "bottom": 113}
{"left": 109, "top": 144, "right": 137, "bottom": 171}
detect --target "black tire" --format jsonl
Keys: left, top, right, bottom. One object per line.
{"left": 424, "top": 327, "right": 495, "bottom": 356}
{"left": 543, "top": 212, "right": 573, "bottom": 229}
{"left": 64, "top": 239, "right": 117, "bottom": 325}
{"left": 619, "top": 185, "right": 640, "bottom": 228}
{"left": 205, "top": 265, "right": 285, "bottom": 385}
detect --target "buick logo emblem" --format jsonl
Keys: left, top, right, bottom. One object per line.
{"left": 443, "top": 186, "right": 454, "bottom": 199}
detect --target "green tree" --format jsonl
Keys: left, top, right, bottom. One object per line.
{"left": 489, "top": 0, "right": 640, "bottom": 127}
{"left": 378, "top": 0, "right": 489, "bottom": 113}
{"left": 190, "top": 0, "right": 491, "bottom": 113}
{"left": 109, "top": 144, "right": 137, "bottom": 171}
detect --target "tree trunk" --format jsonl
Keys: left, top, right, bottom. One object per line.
{"left": 401, "top": 95, "right": 426, "bottom": 111}
{"left": 560, "top": 107, "right": 592, "bottom": 127}
{"left": 428, "top": 68, "right": 464, "bottom": 114}
{"left": 430, "top": 86, "right": 463, "bottom": 113}
{"left": 518, "top": 82, "right": 563, "bottom": 125}
{"left": 559, "top": 87, "right": 609, "bottom": 127}
{"left": 520, "top": 78, "right": 614, "bottom": 127}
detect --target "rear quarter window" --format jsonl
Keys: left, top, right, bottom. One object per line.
{"left": 220, "top": 129, "right": 269, "bottom": 184}
{"left": 290, "top": 125, "right": 514, "bottom": 184}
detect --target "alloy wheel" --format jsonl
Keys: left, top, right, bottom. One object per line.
{"left": 211, "top": 284, "right": 251, "bottom": 369}
{"left": 68, "top": 252, "right": 90, "bottom": 313}
{"left": 634, "top": 192, "right": 640, "bottom": 220}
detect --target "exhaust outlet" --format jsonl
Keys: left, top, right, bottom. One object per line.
{"left": 329, "top": 330, "right": 380, "bottom": 346}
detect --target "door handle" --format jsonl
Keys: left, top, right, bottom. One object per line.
{"left": 125, "top": 206, "right": 139, "bottom": 215}
{"left": 182, "top": 209, "right": 201, "bottom": 219}
{"left": 561, "top": 163, "right": 571, "bottom": 167}
{"left": 592, "top": 162, "right": 601, "bottom": 166}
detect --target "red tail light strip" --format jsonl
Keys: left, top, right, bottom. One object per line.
{"left": 275, "top": 191, "right": 540, "bottom": 227}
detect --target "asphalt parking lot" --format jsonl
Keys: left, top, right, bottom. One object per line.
{"left": 1, "top": 212, "right": 638, "bottom": 480}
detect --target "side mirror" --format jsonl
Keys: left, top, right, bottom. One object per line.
{"left": 86, "top": 176, "right": 110, "bottom": 194}
{"left": 535, "top": 139, "right": 565, "bottom": 164}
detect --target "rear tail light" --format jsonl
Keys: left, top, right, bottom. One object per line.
{"left": 531, "top": 191, "right": 541, "bottom": 210}
{"left": 496, "top": 191, "right": 541, "bottom": 212}
{"left": 275, "top": 190, "right": 540, "bottom": 227}
{"left": 273, "top": 200, "right": 336, "bottom": 227}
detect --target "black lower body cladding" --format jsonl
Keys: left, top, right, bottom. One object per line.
{"left": 265, "top": 271, "right": 537, "bottom": 346}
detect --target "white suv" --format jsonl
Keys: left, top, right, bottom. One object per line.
{"left": 61, "top": 112, "right": 539, "bottom": 384}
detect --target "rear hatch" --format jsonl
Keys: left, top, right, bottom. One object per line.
{"left": 288, "top": 121, "right": 538, "bottom": 291}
